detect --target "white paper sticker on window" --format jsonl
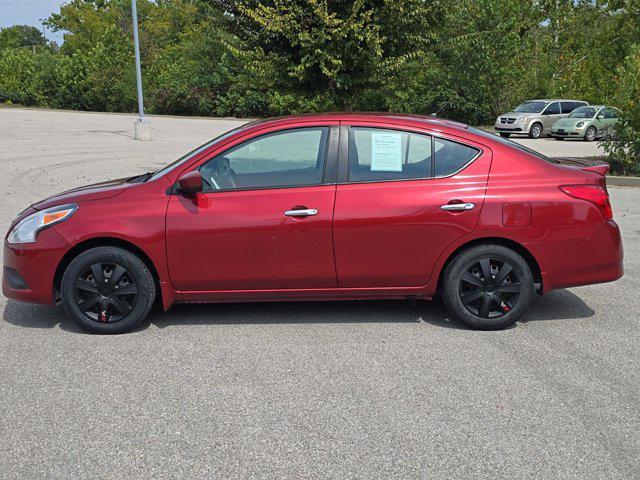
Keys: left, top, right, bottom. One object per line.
{"left": 371, "top": 133, "right": 402, "bottom": 172}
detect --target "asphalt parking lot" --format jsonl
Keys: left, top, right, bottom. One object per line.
{"left": 1, "top": 108, "right": 638, "bottom": 479}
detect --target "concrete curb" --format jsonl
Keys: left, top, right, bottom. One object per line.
{"left": 607, "top": 175, "right": 640, "bottom": 187}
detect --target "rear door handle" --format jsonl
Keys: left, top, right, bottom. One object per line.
{"left": 284, "top": 208, "right": 318, "bottom": 217}
{"left": 440, "top": 202, "right": 475, "bottom": 211}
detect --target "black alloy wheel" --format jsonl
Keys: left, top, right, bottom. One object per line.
{"left": 75, "top": 262, "right": 138, "bottom": 323}
{"left": 62, "top": 246, "right": 156, "bottom": 334}
{"left": 458, "top": 257, "right": 521, "bottom": 319}
{"left": 442, "top": 244, "right": 535, "bottom": 330}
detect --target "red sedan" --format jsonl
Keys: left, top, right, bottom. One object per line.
{"left": 3, "top": 114, "right": 623, "bottom": 333}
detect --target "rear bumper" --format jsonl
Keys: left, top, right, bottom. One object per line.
{"left": 2, "top": 229, "right": 69, "bottom": 305}
{"left": 528, "top": 220, "right": 623, "bottom": 293}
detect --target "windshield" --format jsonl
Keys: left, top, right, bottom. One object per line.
{"left": 468, "top": 127, "right": 558, "bottom": 164}
{"left": 514, "top": 101, "right": 547, "bottom": 114}
{"left": 568, "top": 106, "right": 597, "bottom": 119}
{"left": 149, "top": 125, "right": 248, "bottom": 181}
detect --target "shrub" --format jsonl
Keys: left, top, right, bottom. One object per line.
{"left": 0, "top": 47, "right": 59, "bottom": 105}
{"left": 604, "top": 46, "right": 640, "bottom": 176}
{"left": 52, "top": 27, "right": 137, "bottom": 111}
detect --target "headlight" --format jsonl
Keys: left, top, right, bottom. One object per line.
{"left": 7, "top": 204, "right": 78, "bottom": 244}
{"left": 516, "top": 117, "right": 527, "bottom": 124}
{"left": 576, "top": 122, "right": 585, "bottom": 128}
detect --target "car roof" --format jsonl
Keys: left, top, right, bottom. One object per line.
{"left": 525, "top": 99, "right": 588, "bottom": 103}
{"left": 572, "top": 105, "right": 608, "bottom": 109}
{"left": 240, "top": 112, "right": 470, "bottom": 132}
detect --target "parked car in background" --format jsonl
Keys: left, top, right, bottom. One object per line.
{"left": 3, "top": 114, "right": 623, "bottom": 334}
{"left": 551, "top": 105, "right": 620, "bottom": 141}
{"left": 495, "top": 99, "right": 588, "bottom": 139}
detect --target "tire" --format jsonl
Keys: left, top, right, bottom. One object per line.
{"left": 528, "top": 122, "right": 543, "bottom": 139}
{"left": 61, "top": 246, "right": 156, "bottom": 334}
{"left": 442, "top": 245, "right": 535, "bottom": 330}
{"left": 499, "top": 132, "right": 511, "bottom": 138}
{"left": 585, "top": 126, "right": 597, "bottom": 142}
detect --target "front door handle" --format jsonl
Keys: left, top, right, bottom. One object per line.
{"left": 284, "top": 208, "right": 318, "bottom": 217}
{"left": 440, "top": 202, "right": 475, "bottom": 211}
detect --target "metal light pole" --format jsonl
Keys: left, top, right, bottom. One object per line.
{"left": 132, "top": 0, "right": 151, "bottom": 140}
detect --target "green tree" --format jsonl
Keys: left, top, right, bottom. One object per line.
{"left": 604, "top": 46, "right": 640, "bottom": 175}
{"left": 210, "top": 0, "right": 445, "bottom": 112}
{"left": 52, "top": 26, "right": 137, "bottom": 111}
{"left": 1, "top": 0, "right": 639, "bottom": 135}
{"left": 0, "top": 48, "right": 58, "bottom": 105}
{"left": 0, "top": 25, "right": 48, "bottom": 50}
{"left": 388, "top": 0, "right": 546, "bottom": 124}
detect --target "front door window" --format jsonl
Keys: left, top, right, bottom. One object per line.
{"left": 544, "top": 102, "right": 560, "bottom": 115}
{"left": 199, "top": 127, "right": 329, "bottom": 191}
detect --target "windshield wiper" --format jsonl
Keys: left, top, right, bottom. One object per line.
{"left": 127, "top": 171, "right": 155, "bottom": 183}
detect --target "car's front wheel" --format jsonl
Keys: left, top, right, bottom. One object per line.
{"left": 528, "top": 123, "right": 543, "bottom": 139}
{"left": 442, "top": 245, "right": 535, "bottom": 330}
{"left": 585, "top": 126, "right": 597, "bottom": 142}
{"left": 61, "top": 246, "right": 156, "bottom": 334}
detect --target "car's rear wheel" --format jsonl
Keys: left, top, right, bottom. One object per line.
{"left": 585, "top": 126, "right": 597, "bottom": 141}
{"left": 499, "top": 132, "right": 511, "bottom": 138}
{"left": 61, "top": 247, "right": 156, "bottom": 334}
{"left": 442, "top": 245, "right": 535, "bottom": 330}
{"left": 528, "top": 123, "right": 543, "bottom": 139}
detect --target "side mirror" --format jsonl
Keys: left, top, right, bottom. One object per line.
{"left": 177, "top": 171, "right": 203, "bottom": 194}
{"left": 597, "top": 114, "right": 605, "bottom": 119}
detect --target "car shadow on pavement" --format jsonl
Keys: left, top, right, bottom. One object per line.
{"left": 2, "top": 288, "right": 594, "bottom": 333}
{"left": 150, "top": 288, "right": 595, "bottom": 330}
{"left": 149, "top": 299, "right": 438, "bottom": 329}
{"left": 522, "top": 288, "right": 595, "bottom": 323}
{"left": 1, "top": 302, "right": 83, "bottom": 333}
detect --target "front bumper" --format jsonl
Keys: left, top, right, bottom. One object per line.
{"left": 495, "top": 116, "right": 533, "bottom": 134}
{"left": 495, "top": 126, "right": 524, "bottom": 132}
{"left": 2, "top": 228, "right": 70, "bottom": 305}
{"left": 551, "top": 125, "right": 586, "bottom": 138}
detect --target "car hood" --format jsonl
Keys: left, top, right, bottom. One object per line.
{"left": 499, "top": 111, "right": 537, "bottom": 120}
{"left": 554, "top": 117, "right": 592, "bottom": 127}
{"left": 31, "top": 177, "right": 132, "bottom": 210}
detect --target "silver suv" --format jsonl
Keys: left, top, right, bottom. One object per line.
{"left": 495, "top": 99, "right": 589, "bottom": 139}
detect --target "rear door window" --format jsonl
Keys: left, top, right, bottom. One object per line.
{"left": 346, "top": 127, "right": 480, "bottom": 182}
{"left": 347, "top": 128, "right": 432, "bottom": 182}
{"left": 561, "top": 102, "right": 577, "bottom": 114}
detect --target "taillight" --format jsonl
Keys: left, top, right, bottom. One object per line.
{"left": 559, "top": 184, "right": 613, "bottom": 220}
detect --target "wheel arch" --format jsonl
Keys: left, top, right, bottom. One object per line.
{"left": 529, "top": 121, "right": 544, "bottom": 137}
{"left": 435, "top": 237, "right": 542, "bottom": 295}
{"left": 53, "top": 237, "right": 162, "bottom": 307}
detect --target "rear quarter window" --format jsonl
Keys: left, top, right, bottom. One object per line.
{"left": 434, "top": 138, "right": 479, "bottom": 177}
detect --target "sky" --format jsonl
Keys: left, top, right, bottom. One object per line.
{"left": 0, "top": 0, "right": 66, "bottom": 44}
